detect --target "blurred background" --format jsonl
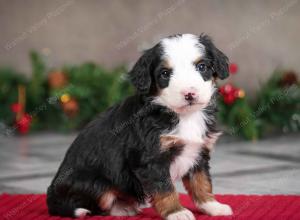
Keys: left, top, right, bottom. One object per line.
{"left": 0, "top": 0, "right": 299, "bottom": 195}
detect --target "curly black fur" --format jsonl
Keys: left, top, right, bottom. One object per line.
{"left": 199, "top": 34, "right": 229, "bottom": 80}
{"left": 47, "top": 95, "right": 183, "bottom": 217}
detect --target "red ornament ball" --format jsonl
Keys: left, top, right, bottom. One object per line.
{"left": 62, "top": 98, "right": 79, "bottom": 118}
{"left": 48, "top": 71, "right": 68, "bottom": 89}
{"left": 223, "top": 94, "right": 236, "bottom": 105}
{"left": 224, "top": 84, "right": 234, "bottom": 93}
{"left": 219, "top": 84, "right": 233, "bottom": 95}
{"left": 219, "top": 83, "right": 244, "bottom": 105}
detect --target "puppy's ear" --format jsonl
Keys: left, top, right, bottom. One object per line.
{"left": 128, "top": 48, "right": 156, "bottom": 94}
{"left": 199, "top": 34, "right": 229, "bottom": 80}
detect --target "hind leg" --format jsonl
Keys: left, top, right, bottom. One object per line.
{"left": 98, "top": 190, "right": 140, "bottom": 216}
{"left": 98, "top": 190, "right": 117, "bottom": 211}
{"left": 48, "top": 169, "right": 114, "bottom": 217}
{"left": 109, "top": 199, "right": 140, "bottom": 216}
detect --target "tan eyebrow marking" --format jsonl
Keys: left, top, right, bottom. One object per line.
{"left": 193, "top": 57, "right": 202, "bottom": 65}
{"left": 162, "top": 59, "right": 172, "bottom": 69}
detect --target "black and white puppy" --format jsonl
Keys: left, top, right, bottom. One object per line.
{"left": 47, "top": 34, "right": 232, "bottom": 220}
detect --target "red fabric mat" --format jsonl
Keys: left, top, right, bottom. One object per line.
{"left": 0, "top": 193, "right": 300, "bottom": 220}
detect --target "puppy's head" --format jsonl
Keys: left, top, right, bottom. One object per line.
{"left": 129, "top": 34, "right": 229, "bottom": 114}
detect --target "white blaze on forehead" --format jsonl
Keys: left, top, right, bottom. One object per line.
{"left": 161, "top": 34, "right": 205, "bottom": 65}
{"left": 153, "top": 34, "right": 214, "bottom": 115}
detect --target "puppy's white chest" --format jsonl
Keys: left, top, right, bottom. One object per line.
{"left": 168, "top": 111, "right": 207, "bottom": 180}
{"left": 170, "top": 111, "right": 207, "bottom": 143}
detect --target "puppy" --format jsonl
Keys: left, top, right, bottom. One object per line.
{"left": 47, "top": 34, "right": 233, "bottom": 220}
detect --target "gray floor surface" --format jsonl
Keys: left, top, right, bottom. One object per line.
{"left": 0, "top": 132, "right": 299, "bottom": 195}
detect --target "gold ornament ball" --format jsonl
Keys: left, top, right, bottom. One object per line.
{"left": 60, "top": 94, "right": 71, "bottom": 103}
{"left": 238, "top": 89, "right": 245, "bottom": 98}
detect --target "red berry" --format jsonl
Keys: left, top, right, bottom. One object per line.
{"left": 16, "top": 113, "right": 32, "bottom": 134}
{"left": 229, "top": 63, "right": 238, "bottom": 74}
{"left": 11, "top": 103, "right": 23, "bottom": 113}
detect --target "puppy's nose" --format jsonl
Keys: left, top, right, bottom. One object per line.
{"left": 182, "top": 88, "right": 198, "bottom": 102}
{"left": 184, "top": 92, "right": 196, "bottom": 101}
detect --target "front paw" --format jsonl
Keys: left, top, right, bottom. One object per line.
{"left": 166, "top": 208, "right": 195, "bottom": 220}
{"left": 199, "top": 201, "right": 232, "bottom": 216}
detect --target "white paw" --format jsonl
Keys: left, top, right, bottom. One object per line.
{"left": 74, "top": 208, "right": 91, "bottom": 218}
{"left": 199, "top": 201, "right": 232, "bottom": 216}
{"left": 166, "top": 208, "right": 195, "bottom": 220}
{"left": 109, "top": 201, "right": 139, "bottom": 216}
{"left": 139, "top": 201, "right": 152, "bottom": 209}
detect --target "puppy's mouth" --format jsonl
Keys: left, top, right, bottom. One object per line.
{"left": 174, "top": 102, "right": 205, "bottom": 113}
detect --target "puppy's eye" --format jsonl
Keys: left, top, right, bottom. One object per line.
{"left": 160, "top": 69, "right": 171, "bottom": 79}
{"left": 196, "top": 62, "right": 206, "bottom": 72}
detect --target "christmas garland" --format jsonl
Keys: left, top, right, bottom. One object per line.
{"left": 0, "top": 52, "right": 299, "bottom": 140}
{"left": 218, "top": 64, "right": 299, "bottom": 140}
